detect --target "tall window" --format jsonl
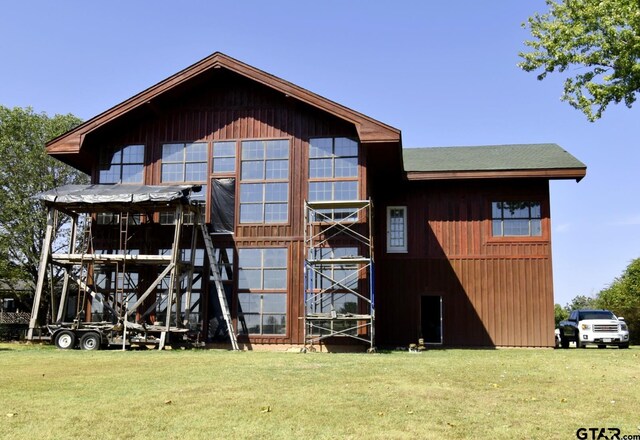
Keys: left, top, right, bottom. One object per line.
{"left": 239, "top": 139, "right": 289, "bottom": 223}
{"left": 160, "top": 142, "right": 208, "bottom": 224}
{"left": 98, "top": 144, "right": 144, "bottom": 183}
{"left": 237, "top": 248, "right": 287, "bottom": 335}
{"left": 308, "top": 137, "right": 359, "bottom": 220}
{"left": 387, "top": 206, "right": 408, "bottom": 253}
{"left": 492, "top": 201, "right": 542, "bottom": 237}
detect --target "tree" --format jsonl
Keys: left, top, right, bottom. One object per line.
{"left": 554, "top": 303, "right": 569, "bottom": 326}
{"left": 596, "top": 258, "right": 640, "bottom": 344}
{"left": 0, "top": 106, "right": 87, "bottom": 309}
{"left": 565, "top": 294, "right": 597, "bottom": 311}
{"left": 519, "top": 0, "right": 640, "bottom": 121}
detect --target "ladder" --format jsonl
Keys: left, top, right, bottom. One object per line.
{"left": 200, "top": 223, "right": 239, "bottom": 350}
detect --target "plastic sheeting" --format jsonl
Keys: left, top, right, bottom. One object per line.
{"left": 210, "top": 178, "right": 235, "bottom": 233}
{"left": 35, "top": 184, "right": 202, "bottom": 206}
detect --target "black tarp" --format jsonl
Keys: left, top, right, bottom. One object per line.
{"left": 211, "top": 178, "right": 235, "bottom": 233}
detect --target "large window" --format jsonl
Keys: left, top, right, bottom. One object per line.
{"left": 237, "top": 248, "right": 287, "bottom": 335}
{"left": 308, "top": 137, "right": 359, "bottom": 220}
{"left": 160, "top": 142, "right": 208, "bottom": 224}
{"left": 492, "top": 201, "right": 542, "bottom": 237}
{"left": 387, "top": 206, "right": 408, "bottom": 253}
{"left": 239, "top": 140, "right": 289, "bottom": 223}
{"left": 98, "top": 144, "right": 144, "bottom": 183}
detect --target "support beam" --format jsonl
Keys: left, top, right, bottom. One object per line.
{"left": 28, "top": 208, "right": 55, "bottom": 340}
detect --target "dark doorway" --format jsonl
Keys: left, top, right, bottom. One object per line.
{"left": 421, "top": 295, "right": 442, "bottom": 344}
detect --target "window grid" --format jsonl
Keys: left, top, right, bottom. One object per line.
{"left": 239, "top": 140, "right": 289, "bottom": 224}
{"left": 160, "top": 142, "right": 208, "bottom": 225}
{"left": 98, "top": 144, "right": 144, "bottom": 184}
{"left": 237, "top": 248, "right": 287, "bottom": 336}
{"left": 387, "top": 206, "right": 408, "bottom": 253}
{"left": 212, "top": 141, "right": 236, "bottom": 174}
{"left": 491, "top": 201, "right": 542, "bottom": 237}
{"left": 308, "top": 137, "right": 359, "bottom": 220}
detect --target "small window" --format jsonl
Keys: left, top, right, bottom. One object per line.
{"left": 492, "top": 201, "right": 542, "bottom": 237}
{"left": 387, "top": 206, "right": 407, "bottom": 253}
{"left": 212, "top": 141, "right": 236, "bottom": 174}
{"left": 98, "top": 145, "right": 144, "bottom": 183}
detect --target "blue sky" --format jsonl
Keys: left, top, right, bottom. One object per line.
{"left": 1, "top": 1, "right": 638, "bottom": 306}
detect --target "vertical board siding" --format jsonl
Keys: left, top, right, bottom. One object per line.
{"left": 374, "top": 179, "right": 555, "bottom": 347}
{"left": 87, "top": 73, "right": 360, "bottom": 345}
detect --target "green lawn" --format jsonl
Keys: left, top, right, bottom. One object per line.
{"left": 0, "top": 343, "right": 638, "bottom": 440}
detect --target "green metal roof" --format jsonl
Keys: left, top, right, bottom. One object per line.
{"left": 403, "top": 144, "right": 586, "bottom": 173}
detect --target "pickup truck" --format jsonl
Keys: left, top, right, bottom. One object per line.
{"left": 558, "top": 309, "right": 630, "bottom": 349}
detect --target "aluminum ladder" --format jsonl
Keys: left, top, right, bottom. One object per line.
{"left": 200, "top": 223, "right": 239, "bottom": 350}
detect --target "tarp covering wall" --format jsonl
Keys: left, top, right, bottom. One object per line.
{"left": 210, "top": 178, "right": 235, "bottom": 233}
{"left": 35, "top": 184, "right": 201, "bottom": 206}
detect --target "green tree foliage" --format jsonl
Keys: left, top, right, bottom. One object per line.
{"left": 0, "top": 106, "right": 87, "bottom": 303}
{"left": 596, "top": 258, "right": 640, "bottom": 344}
{"left": 565, "top": 294, "right": 597, "bottom": 311}
{"left": 554, "top": 303, "right": 569, "bottom": 326}
{"left": 519, "top": 0, "right": 640, "bottom": 121}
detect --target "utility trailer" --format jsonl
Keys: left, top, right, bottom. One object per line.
{"left": 27, "top": 184, "right": 238, "bottom": 351}
{"left": 48, "top": 321, "right": 193, "bottom": 351}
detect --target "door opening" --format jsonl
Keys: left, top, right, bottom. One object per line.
{"left": 420, "top": 295, "right": 442, "bottom": 344}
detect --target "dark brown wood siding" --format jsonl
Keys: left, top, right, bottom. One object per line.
{"left": 372, "top": 179, "right": 555, "bottom": 347}
{"left": 83, "top": 71, "right": 365, "bottom": 345}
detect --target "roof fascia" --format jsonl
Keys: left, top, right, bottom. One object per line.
{"left": 405, "top": 168, "right": 587, "bottom": 182}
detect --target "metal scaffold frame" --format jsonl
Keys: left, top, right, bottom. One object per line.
{"left": 303, "top": 199, "right": 375, "bottom": 350}
{"left": 26, "top": 184, "right": 238, "bottom": 350}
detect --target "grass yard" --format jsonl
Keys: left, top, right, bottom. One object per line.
{"left": 0, "top": 343, "right": 638, "bottom": 440}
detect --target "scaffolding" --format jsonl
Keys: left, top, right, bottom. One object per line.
{"left": 303, "top": 199, "right": 375, "bottom": 350}
{"left": 27, "top": 184, "right": 238, "bottom": 350}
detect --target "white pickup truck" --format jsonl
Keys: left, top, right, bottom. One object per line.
{"left": 558, "top": 309, "right": 630, "bottom": 349}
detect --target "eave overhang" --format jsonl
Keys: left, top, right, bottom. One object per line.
{"left": 405, "top": 167, "right": 587, "bottom": 182}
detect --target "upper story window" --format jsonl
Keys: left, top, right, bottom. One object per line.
{"left": 161, "top": 142, "right": 208, "bottom": 183}
{"left": 308, "top": 137, "right": 359, "bottom": 220}
{"left": 387, "top": 206, "right": 408, "bottom": 253}
{"left": 212, "top": 141, "right": 236, "bottom": 174}
{"left": 98, "top": 145, "right": 144, "bottom": 183}
{"left": 160, "top": 142, "right": 208, "bottom": 224}
{"left": 239, "top": 139, "right": 289, "bottom": 224}
{"left": 491, "top": 201, "right": 542, "bottom": 237}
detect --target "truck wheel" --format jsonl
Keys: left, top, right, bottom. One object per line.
{"left": 619, "top": 343, "right": 629, "bottom": 349}
{"left": 560, "top": 335, "right": 570, "bottom": 349}
{"left": 80, "top": 333, "right": 101, "bottom": 351}
{"left": 575, "top": 338, "right": 582, "bottom": 349}
{"left": 54, "top": 330, "right": 76, "bottom": 350}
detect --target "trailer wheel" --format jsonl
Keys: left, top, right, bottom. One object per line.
{"left": 54, "top": 330, "right": 76, "bottom": 350}
{"left": 80, "top": 332, "right": 101, "bottom": 351}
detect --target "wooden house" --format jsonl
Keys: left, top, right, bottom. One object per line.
{"left": 44, "top": 52, "right": 586, "bottom": 349}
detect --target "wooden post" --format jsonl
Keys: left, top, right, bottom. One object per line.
{"left": 159, "top": 205, "right": 183, "bottom": 350}
{"left": 27, "top": 207, "right": 55, "bottom": 340}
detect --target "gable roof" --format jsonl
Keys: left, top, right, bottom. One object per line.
{"left": 403, "top": 144, "right": 587, "bottom": 181}
{"left": 46, "top": 52, "right": 401, "bottom": 159}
